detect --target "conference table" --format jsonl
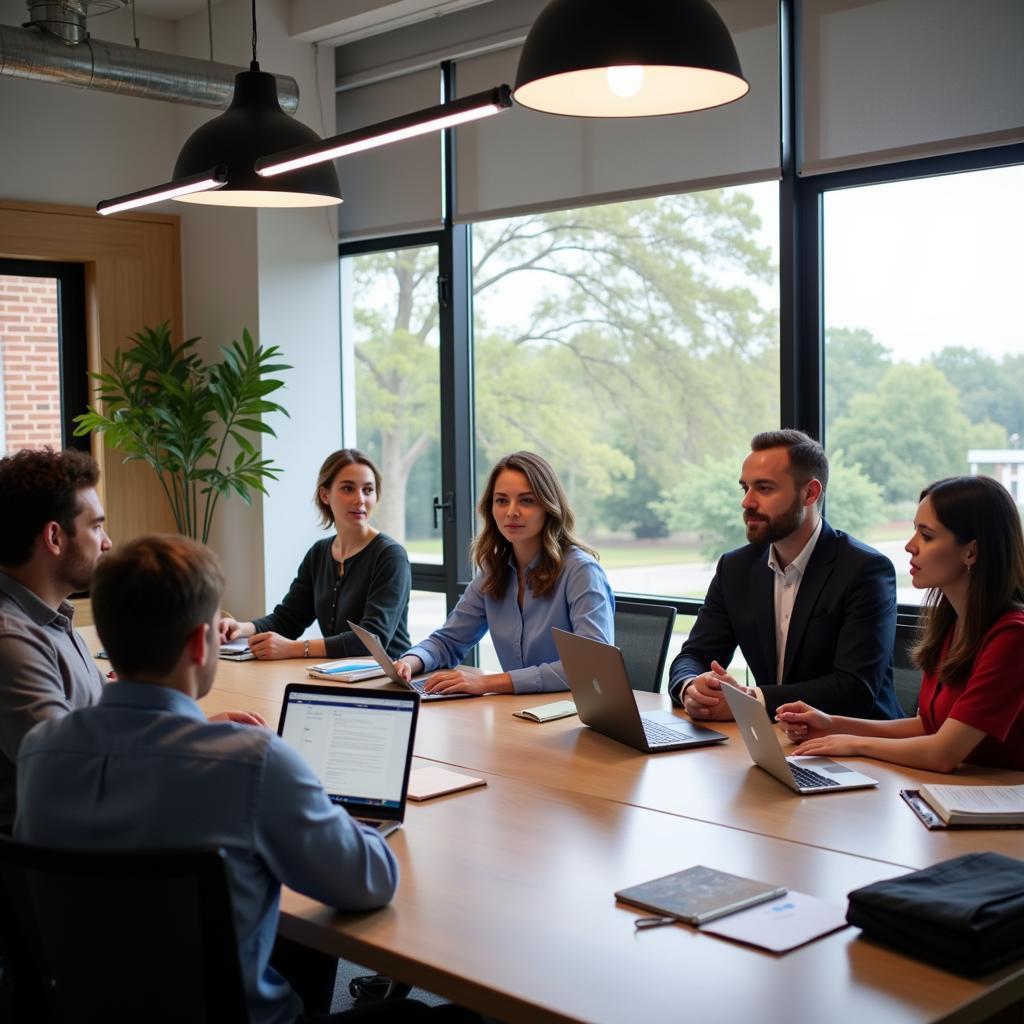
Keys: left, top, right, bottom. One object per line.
{"left": 86, "top": 632, "right": 1024, "bottom": 1023}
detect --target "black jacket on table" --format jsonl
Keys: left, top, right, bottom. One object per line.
{"left": 668, "top": 521, "right": 901, "bottom": 719}
{"left": 252, "top": 533, "right": 411, "bottom": 659}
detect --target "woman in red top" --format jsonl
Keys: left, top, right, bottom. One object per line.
{"left": 775, "top": 475, "right": 1024, "bottom": 772}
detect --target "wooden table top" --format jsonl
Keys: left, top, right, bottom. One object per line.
{"left": 189, "top": 648, "right": 1024, "bottom": 869}
{"left": 82, "top": 631, "right": 1024, "bottom": 1022}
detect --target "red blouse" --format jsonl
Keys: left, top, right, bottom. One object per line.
{"left": 918, "top": 610, "right": 1024, "bottom": 771}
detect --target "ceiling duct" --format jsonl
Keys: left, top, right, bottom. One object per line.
{"left": 0, "top": 0, "right": 299, "bottom": 110}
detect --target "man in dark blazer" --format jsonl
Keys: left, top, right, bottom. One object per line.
{"left": 670, "top": 429, "right": 901, "bottom": 721}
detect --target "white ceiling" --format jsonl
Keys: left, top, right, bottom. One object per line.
{"left": 117, "top": 0, "right": 491, "bottom": 42}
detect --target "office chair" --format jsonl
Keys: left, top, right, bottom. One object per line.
{"left": 0, "top": 838, "right": 249, "bottom": 1024}
{"left": 613, "top": 601, "right": 678, "bottom": 692}
{"left": 892, "top": 628, "right": 921, "bottom": 717}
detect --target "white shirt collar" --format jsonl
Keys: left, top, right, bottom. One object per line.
{"left": 767, "top": 516, "right": 823, "bottom": 578}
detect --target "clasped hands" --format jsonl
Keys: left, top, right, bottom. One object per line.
{"left": 684, "top": 669, "right": 854, "bottom": 757}
{"left": 681, "top": 661, "right": 746, "bottom": 721}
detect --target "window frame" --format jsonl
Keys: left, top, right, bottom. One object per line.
{"left": 0, "top": 257, "right": 88, "bottom": 454}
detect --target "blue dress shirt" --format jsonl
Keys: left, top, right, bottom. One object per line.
{"left": 15, "top": 682, "right": 399, "bottom": 1024}
{"left": 405, "top": 546, "right": 615, "bottom": 693}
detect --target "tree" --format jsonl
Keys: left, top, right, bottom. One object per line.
{"left": 824, "top": 327, "right": 890, "bottom": 425}
{"left": 650, "top": 451, "right": 884, "bottom": 559}
{"left": 930, "top": 346, "right": 1024, "bottom": 439}
{"left": 351, "top": 189, "right": 779, "bottom": 542}
{"left": 829, "top": 363, "right": 1006, "bottom": 504}
{"left": 649, "top": 452, "right": 748, "bottom": 559}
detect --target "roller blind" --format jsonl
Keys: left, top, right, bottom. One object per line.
{"left": 454, "top": 0, "right": 779, "bottom": 223}
{"left": 799, "top": 0, "right": 1024, "bottom": 176}
{"left": 335, "top": 68, "right": 443, "bottom": 240}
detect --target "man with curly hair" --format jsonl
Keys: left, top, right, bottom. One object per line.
{"left": 0, "top": 447, "right": 111, "bottom": 832}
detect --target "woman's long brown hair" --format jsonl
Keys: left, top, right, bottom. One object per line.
{"left": 912, "top": 475, "right": 1024, "bottom": 685}
{"left": 471, "top": 451, "right": 597, "bottom": 600}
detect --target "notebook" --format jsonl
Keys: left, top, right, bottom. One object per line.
{"left": 276, "top": 682, "right": 419, "bottom": 836}
{"left": 218, "top": 637, "right": 254, "bottom": 661}
{"left": 722, "top": 683, "right": 877, "bottom": 793}
{"left": 347, "top": 620, "right": 479, "bottom": 702}
{"left": 616, "top": 865, "right": 787, "bottom": 926}
{"left": 552, "top": 629, "right": 727, "bottom": 752}
{"left": 307, "top": 658, "right": 387, "bottom": 683}
{"left": 902, "top": 785, "right": 1024, "bottom": 829}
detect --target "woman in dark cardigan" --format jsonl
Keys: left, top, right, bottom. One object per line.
{"left": 219, "top": 448, "right": 411, "bottom": 660}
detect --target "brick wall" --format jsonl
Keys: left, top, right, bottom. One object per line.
{"left": 0, "top": 275, "right": 62, "bottom": 454}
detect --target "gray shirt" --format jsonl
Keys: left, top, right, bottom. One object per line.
{"left": 0, "top": 570, "right": 105, "bottom": 830}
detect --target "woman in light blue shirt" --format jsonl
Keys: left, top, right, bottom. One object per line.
{"left": 396, "top": 451, "right": 615, "bottom": 695}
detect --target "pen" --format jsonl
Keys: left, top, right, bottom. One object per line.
{"left": 634, "top": 915, "right": 677, "bottom": 930}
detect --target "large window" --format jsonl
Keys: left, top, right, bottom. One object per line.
{"left": 823, "top": 164, "right": 1024, "bottom": 605}
{"left": 341, "top": 243, "right": 444, "bottom": 566}
{"left": 471, "top": 182, "right": 780, "bottom": 602}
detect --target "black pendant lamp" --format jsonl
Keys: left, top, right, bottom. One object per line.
{"left": 172, "top": 0, "right": 340, "bottom": 208}
{"left": 513, "top": 0, "right": 748, "bottom": 118}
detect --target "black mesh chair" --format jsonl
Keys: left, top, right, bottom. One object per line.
{"left": 0, "top": 838, "right": 249, "bottom": 1024}
{"left": 613, "top": 601, "right": 678, "bottom": 692}
{"left": 893, "top": 629, "right": 921, "bottom": 717}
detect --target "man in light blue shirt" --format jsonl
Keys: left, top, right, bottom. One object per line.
{"left": 15, "top": 535, "right": 405, "bottom": 1024}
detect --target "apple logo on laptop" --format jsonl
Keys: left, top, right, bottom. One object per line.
{"left": 749, "top": 726, "right": 759, "bottom": 743}
{"left": 591, "top": 678, "right": 602, "bottom": 695}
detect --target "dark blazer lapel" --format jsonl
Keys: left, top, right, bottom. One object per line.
{"left": 781, "top": 521, "right": 837, "bottom": 684}
{"left": 752, "top": 550, "right": 776, "bottom": 685}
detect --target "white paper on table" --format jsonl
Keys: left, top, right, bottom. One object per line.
{"left": 699, "top": 890, "right": 848, "bottom": 952}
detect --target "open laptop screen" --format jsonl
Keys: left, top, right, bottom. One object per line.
{"left": 277, "top": 685, "right": 419, "bottom": 819}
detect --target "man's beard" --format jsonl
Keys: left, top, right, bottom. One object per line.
{"left": 744, "top": 495, "right": 804, "bottom": 546}
{"left": 59, "top": 537, "right": 97, "bottom": 593}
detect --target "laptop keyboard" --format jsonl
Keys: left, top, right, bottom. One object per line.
{"left": 787, "top": 762, "right": 839, "bottom": 788}
{"left": 642, "top": 718, "right": 687, "bottom": 746}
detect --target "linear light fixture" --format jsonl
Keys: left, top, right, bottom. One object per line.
{"left": 96, "top": 166, "right": 229, "bottom": 216}
{"left": 256, "top": 85, "right": 513, "bottom": 179}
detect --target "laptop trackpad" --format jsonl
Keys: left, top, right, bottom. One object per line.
{"left": 799, "top": 757, "right": 854, "bottom": 774}
{"left": 645, "top": 711, "right": 697, "bottom": 733}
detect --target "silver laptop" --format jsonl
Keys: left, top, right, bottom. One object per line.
{"left": 722, "top": 683, "right": 878, "bottom": 793}
{"left": 347, "top": 620, "right": 478, "bottom": 702}
{"left": 552, "top": 629, "right": 727, "bottom": 752}
{"left": 277, "top": 683, "right": 419, "bottom": 836}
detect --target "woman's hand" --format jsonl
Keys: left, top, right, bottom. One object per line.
{"left": 789, "top": 734, "right": 861, "bottom": 758}
{"left": 423, "top": 669, "right": 513, "bottom": 695}
{"left": 393, "top": 656, "right": 423, "bottom": 683}
{"left": 247, "top": 631, "right": 301, "bottom": 660}
{"left": 219, "top": 617, "right": 254, "bottom": 642}
{"left": 775, "top": 701, "right": 834, "bottom": 743}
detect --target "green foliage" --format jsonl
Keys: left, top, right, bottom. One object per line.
{"left": 829, "top": 363, "right": 1006, "bottom": 503}
{"left": 824, "top": 453, "right": 886, "bottom": 537}
{"left": 650, "top": 453, "right": 748, "bottom": 559}
{"left": 824, "top": 327, "right": 891, "bottom": 424}
{"left": 930, "top": 346, "right": 1024, "bottom": 439}
{"left": 651, "top": 450, "right": 885, "bottom": 558}
{"left": 73, "top": 322, "right": 290, "bottom": 543}
{"left": 350, "top": 188, "right": 780, "bottom": 542}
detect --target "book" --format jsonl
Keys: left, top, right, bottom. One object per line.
{"left": 219, "top": 638, "right": 254, "bottom": 662}
{"left": 615, "top": 865, "right": 787, "bottom": 926}
{"left": 407, "top": 767, "right": 487, "bottom": 801}
{"left": 306, "top": 658, "right": 386, "bottom": 683}
{"left": 513, "top": 699, "right": 578, "bottom": 723}
{"left": 913, "top": 784, "right": 1024, "bottom": 827}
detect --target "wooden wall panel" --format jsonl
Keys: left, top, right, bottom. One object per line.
{"left": 0, "top": 200, "right": 182, "bottom": 541}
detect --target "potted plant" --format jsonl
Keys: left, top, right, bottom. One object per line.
{"left": 74, "top": 322, "right": 290, "bottom": 544}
